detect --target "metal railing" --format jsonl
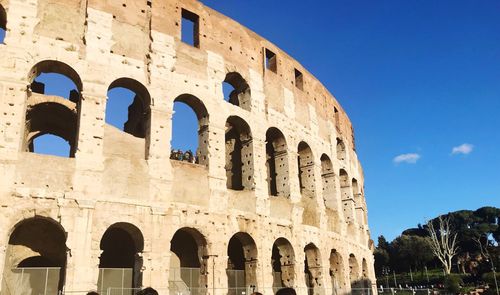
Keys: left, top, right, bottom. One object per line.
{"left": 1, "top": 267, "right": 61, "bottom": 295}
{"left": 97, "top": 268, "right": 134, "bottom": 295}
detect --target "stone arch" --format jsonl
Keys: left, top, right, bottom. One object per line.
{"left": 361, "top": 258, "right": 370, "bottom": 288}
{"left": 340, "top": 169, "right": 355, "bottom": 225}
{"left": 223, "top": 72, "right": 251, "bottom": 111}
{"left": 266, "top": 127, "right": 289, "bottom": 197}
{"left": 336, "top": 138, "right": 346, "bottom": 161}
{"left": 106, "top": 78, "right": 152, "bottom": 157}
{"left": 2, "top": 217, "right": 67, "bottom": 294}
{"left": 169, "top": 227, "right": 209, "bottom": 293}
{"left": 320, "top": 154, "right": 337, "bottom": 209}
{"left": 272, "top": 238, "right": 295, "bottom": 291}
{"left": 348, "top": 254, "right": 360, "bottom": 286}
{"left": 25, "top": 61, "right": 83, "bottom": 157}
{"left": 0, "top": 4, "right": 6, "bottom": 43}
{"left": 172, "top": 94, "right": 210, "bottom": 166}
{"left": 225, "top": 116, "right": 254, "bottom": 191}
{"left": 304, "top": 243, "right": 324, "bottom": 295}
{"left": 297, "top": 141, "right": 315, "bottom": 197}
{"left": 98, "top": 222, "right": 144, "bottom": 293}
{"left": 329, "top": 249, "right": 346, "bottom": 292}
{"left": 227, "top": 232, "right": 258, "bottom": 294}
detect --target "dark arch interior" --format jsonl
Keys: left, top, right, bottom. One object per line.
{"left": 172, "top": 94, "right": 209, "bottom": 166}
{"left": 336, "top": 138, "right": 346, "bottom": 161}
{"left": 225, "top": 116, "right": 253, "bottom": 191}
{"left": 0, "top": 4, "right": 6, "bottom": 43}
{"left": 170, "top": 228, "right": 205, "bottom": 268}
{"left": 7, "top": 218, "right": 67, "bottom": 292}
{"left": 297, "top": 141, "right": 315, "bottom": 197}
{"left": 223, "top": 72, "right": 251, "bottom": 110}
{"left": 228, "top": 236, "right": 245, "bottom": 270}
{"left": 107, "top": 78, "right": 151, "bottom": 139}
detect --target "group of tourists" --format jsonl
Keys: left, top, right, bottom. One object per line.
{"left": 170, "top": 149, "right": 198, "bottom": 164}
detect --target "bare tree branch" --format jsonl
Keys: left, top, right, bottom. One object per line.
{"left": 426, "top": 216, "right": 459, "bottom": 275}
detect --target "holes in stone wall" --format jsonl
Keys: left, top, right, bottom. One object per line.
{"left": 304, "top": 243, "right": 323, "bottom": 293}
{"left": 0, "top": 4, "right": 6, "bottom": 44}
{"left": 271, "top": 238, "right": 295, "bottom": 289}
{"left": 329, "top": 249, "right": 346, "bottom": 291}
{"left": 2, "top": 217, "right": 67, "bottom": 293}
{"left": 25, "top": 61, "right": 82, "bottom": 158}
{"left": 265, "top": 48, "right": 277, "bottom": 73}
{"left": 297, "top": 141, "right": 315, "bottom": 198}
{"left": 294, "top": 69, "right": 303, "bottom": 90}
{"left": 225, "top": 116, "right": 254, "bottom": 191}
{"left": 172, "top": 94, "right": 209, "bottom": 166}
{"left": 181, "top": 9, "right": 199, "bottom": 48}
{"left": 222, "top": 72, "right": 251, "bottom": 111}
{"left": 320, "top": 154, "right": 337, "bottom": 210}
{"left": 348, "top": 254, "right": 360, "bottom": 286}
{"left": 266, "top": 128, "right": 289, "bottom": 198}
{"left": 336, "top": 138, "right": 346, "bottom": 161}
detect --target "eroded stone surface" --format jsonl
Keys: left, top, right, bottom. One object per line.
{"left": 0, "top": 0, "right": 376, "bottom": 294}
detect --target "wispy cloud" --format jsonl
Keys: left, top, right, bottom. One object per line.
{"left": 452, "top": 143, "right": 474, "bottom": 155}
{"left": 393, "top": 153, "right": 421, "bottom": 164}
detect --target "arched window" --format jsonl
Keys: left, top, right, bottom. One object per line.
{"left": 304, "top": 243, "right": 323, "bottom": 295}
{"left": 225, "top": 116, "right": 253, "bottom": 191}
{"left": 361, "top": 258, "right": 370, "bottom": 288}
{"left": 329, "top": 249, "right": 346, "bottom": 292}
{"left": 348, "top": 254, "right": 360, "bottom": 287}
{"left": 336, "top": 138, "right": 346, "bottom": 161}
{"left": 98, "top": 223, "right": 144, "bottom": 293}
{"left": 340, "top": 169, "right": 355, "bottom": 224}
{"left": 266, "top": 127, "right": 289, "bottom": 197}
{"left": 171, "top": 94, "right": 209, "bottom": 166}
{"left": 2, "top": 217, "right": 68, "bottom": 294}
{"left": 0, "top": 4, "right": 6, "bottom": 43}
{"left": 25, "top": 61, "right": 82, "bottom": 157}
{"left": 297, "top": 142, "right": 315, "bottom": 197}
{"left": 227, "top": 232, "right": 258, "bottom": 295}
{"left": 272, "top": 238, "right": 295, "bottom": 291}
{"left": 169, "top": 228, "right": 208, "bottom": 293}
{"left": 320, "top": 154, "right": 337, "bottom": 209}
{"left": 222, "top": 72, "right": 251, "bottom": 111}
{"left": 105, "top": 78, "right": 151, "bottom": 158}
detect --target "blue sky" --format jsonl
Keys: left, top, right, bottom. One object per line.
{"left": 31, "top": 1, "right": 500, "bottom": 242}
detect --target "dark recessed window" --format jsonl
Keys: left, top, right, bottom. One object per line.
{"left": 294, "top": 69, "right": 303, "bottom": 90}
{"left": 265, "top": 48, "right": 277, "bottom": 73}
{"left": 181, "top": 9, "right": 199, "bottom": 48}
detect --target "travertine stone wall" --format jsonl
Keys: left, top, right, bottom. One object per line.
{"left": 0, "top": 0, "right": 376, "bottom": 294}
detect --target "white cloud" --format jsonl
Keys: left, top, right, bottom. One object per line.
{"left": 393, "top": 153, "right": 421, "bottom": 164}
{"left": 452, "top": 143, "right": 474, "bottom": 155}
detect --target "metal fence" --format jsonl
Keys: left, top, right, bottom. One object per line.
{"left": 97, "top": 268, "right": 134, "bottom": 295}
{"left": 1, "top": 267, "right": 61, "bottom": 295}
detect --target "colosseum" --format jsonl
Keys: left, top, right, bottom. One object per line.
{"left": 0, "top": 0, "right": 376, "bottom": 294}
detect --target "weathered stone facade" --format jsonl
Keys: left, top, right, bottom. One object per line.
{"left": 0, "top": 0, "right": 376, "bottom": 294}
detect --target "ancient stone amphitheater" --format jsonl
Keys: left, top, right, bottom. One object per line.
{"left": 0, "top": 0, "right": 375, "bottom": 294}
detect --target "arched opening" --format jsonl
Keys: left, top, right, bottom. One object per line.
{"left": 340, "top": 170, "right": 355, "bottom": 224}
{"left": 2, "top": 217, "right": 67, "bottom": 294}
{"left": 172, "top": 94, "right": 209, "bottom": 166}
{"left": 25, "top": 102, "right": 77, "bottom": 157}
{"left": 329, "top": 250, "right": 346, "bottom": 293}
{"left": 106, "top": 78, "right": 151, "bottom": 157}
{"left": 25, "top": 61, "right": 82, "bottom": 157}
{"left": 321, "top": 154, "right": 340, "bottom": 232}
{"left": 276, "top": 288, "right": 297, "bottom": 295}
{"left": 336, "top": 138, "right": 346, "bottom": 161}
{"left": 98, "top": 223, "right": 144, "bottom": 294}
{"left": 222, "top": 72, "right": 251, "bottom": 111}
{"left": 361, "top": 258, "right": 370, "bottom": 288}
{"left": 348, "top": 254, "right": 359, "bottom": 288}
{"left": 227, "top": 232, "right": 258, "bottom": 295}
{"left": 169, "top": 228, "right": 208, "bottom": 295}
{"left": 265, "top": 127, "right": 289, "bottom": 197}
{"left": 297, "top": 142, "right": 315, "bottom": 197}
{"left": 0, "top": 4, "right": 6, "bottom": 43}
{"left": 352, "top": 179, "right": 364, "bottom": 226}
{"left": 304, "top": 243, "right": 323, "bottom": 295}
{"left": 225, "top": 116, "right": 254, "bottom": 191}
{"left": 271, "top": 238, "right": 295, "bottom": 292}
